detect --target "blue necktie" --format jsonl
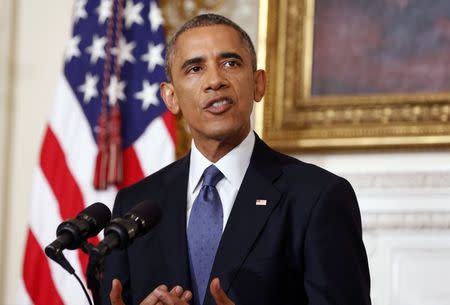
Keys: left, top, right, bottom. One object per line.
{"left": 187, "top": 165, "right": 224, "bottom": 305}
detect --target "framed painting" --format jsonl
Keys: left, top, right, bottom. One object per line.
{"left": 257, "top": 0, "right": 450, "bottom": 151}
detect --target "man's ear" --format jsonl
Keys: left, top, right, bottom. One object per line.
{"left": 160, "top": 82, "right": 180, "bottom": 114}
{"left": 253, "top": 69, "right": 266, "bottom": 102}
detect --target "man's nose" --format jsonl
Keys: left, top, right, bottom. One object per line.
{"left": 204, "top": 66, "right": 228, "bottom": 91}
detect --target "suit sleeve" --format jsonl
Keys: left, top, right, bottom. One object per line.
{"left": 99, "top": 190, "right": 133, "bottom": 305}
{"left": 303, "top": 177, "right": 371, "bottom": 305}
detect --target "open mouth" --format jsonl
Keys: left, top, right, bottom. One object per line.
{"left": 204, "top": 97, "right": 234, "bottom": 114}
{"left": 211, "top": 100, "right": 230, "bottom": 107}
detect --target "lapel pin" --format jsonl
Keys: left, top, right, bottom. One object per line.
{"left": 256, "top": 199, "right": 267, "bottom": 206}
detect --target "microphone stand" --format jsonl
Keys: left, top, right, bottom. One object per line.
{"left": 82, "top": 242, "right": 104, "bottom": 305}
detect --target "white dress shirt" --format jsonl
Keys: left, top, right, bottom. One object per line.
{"left": 187, "top": 131, "right": 255, "bottom": 231}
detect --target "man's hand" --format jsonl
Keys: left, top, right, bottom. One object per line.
{"left": 209, "top": 278, "right": 235, "bottom": 305}
{"left": 109, "top": 279, "right": 192, "bottom": 305}
{"left": 110, "top": 279, "right": 126, "bottom": 305}
{"left": 140, "top": 285, "right": 192, "bottom": 305}
{"left": 109, "top": 277, "right": 234, "bottom": 305}
{"left": 144, "top": 278, "right": 234, "bottom": 305}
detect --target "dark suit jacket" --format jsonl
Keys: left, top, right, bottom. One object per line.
{"left": 100, "top": 134, "right": 371, "bottom": 305}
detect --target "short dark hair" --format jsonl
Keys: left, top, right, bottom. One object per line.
{"left": 164, "top": 13, "right": 257, "bottom": 82}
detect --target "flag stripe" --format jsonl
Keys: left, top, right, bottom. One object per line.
{"left": 40, "top": 127, "right": 85, "bottom": 220}
{"left": 50, "top": 78, "right": 117, "bottom": 211}
{"left": 23, "top": 230, "right": 64, "bottom": 305}
{"left": 134, "top": 116, "right": 175, "bottom": 175}
{"left": 117, "top": 146, "right": 145, "bottom": 189}
{"left": 29, "top": 168, "right": 89, "bottom": 305}
{"left": 17, "top": 278, "right": 33, "bottom": 305}
{"left": 39, "top": 127, "right": 96, "bottom": 276}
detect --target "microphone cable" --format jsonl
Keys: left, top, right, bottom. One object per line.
{"left": 73, "top": 271, "right": 94, "bottom": 305}
{"left": 55, "top": 254, "right": 93, "bottom": 305}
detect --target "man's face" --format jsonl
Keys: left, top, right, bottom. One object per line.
{"left": 161, "top": 25, "right": 266, "bottom": 148}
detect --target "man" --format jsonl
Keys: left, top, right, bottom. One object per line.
{"left": 100, "top": 14, "right": 371, "bottom": 305}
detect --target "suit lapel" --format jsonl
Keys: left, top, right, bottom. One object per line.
{"left": 157, "top": 155, "right": 191, "bottom": 289}
{"left": 205, "top": 136, "right": 283, "bottom": 304}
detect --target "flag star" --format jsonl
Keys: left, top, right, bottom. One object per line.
{"left": 124, "top": 0, "right": 144, "bottom": 29}
{"left": 112, "top": 37, "right": 136, "bottom": 65}
{"left": 141, "top": 42, "right": 164, "bottom": 72}
{"left": 108, "top": 76, "right": 127, "bottom": 105}
{"left": 86, "top": 35, "right": 107, "bottom": 64}
{"left": 78, "top": 73, "right": 99, "bottom": 103}
{"left": 96, "top": 0, "right": 112, "bottom": 24}
{"left": 65, "top": 35, "right": 82, "bottom": 62}
{"left": 148, "top": 1, "right": 163, "bottom": 32}
{"left": 134, "top": 81, "right": 160, "bottom": 110}
{"left": 74, "top": 0, "right": 88, "bottom": 23}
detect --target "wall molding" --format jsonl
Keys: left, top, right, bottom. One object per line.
{"left": 339, "top": 171, "right": 450, "bottom": 230}
{"left": 362, "top": 212, "right": 450, "bottom": 230}
{"left": 345, "top": 171, "right": 450, "bottom": 192}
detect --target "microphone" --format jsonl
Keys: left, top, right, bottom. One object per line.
{"left": 45, "top": 202, "right": 111, "bottom": 262}
{"left": 90, "top": 200, "right": 161, "bottom": 259}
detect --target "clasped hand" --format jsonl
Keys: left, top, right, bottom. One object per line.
{"left": 110, "top": 277, "right": 235, "bottom": 305}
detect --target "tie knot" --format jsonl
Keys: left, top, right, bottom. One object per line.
{"left": 202, "top": 165, "right": 224, "bottom": 187}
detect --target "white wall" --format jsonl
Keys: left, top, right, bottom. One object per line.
{"left": 0, "top": 0, "right": 73, "bottom": 303}
{"left": 0, "top": 0, "right": 14, "bottom": 301}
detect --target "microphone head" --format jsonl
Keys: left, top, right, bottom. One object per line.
{"left": 77, "top": 202, "right": 112, "bottom": 236}
{"left": 124, "top": 200, "right": 161, "bottom": 235}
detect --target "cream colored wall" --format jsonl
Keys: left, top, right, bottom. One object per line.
{"left": 0, "top": 0, "right": 14, "bottom": 302}
{"left": 1, "top": 0, "right": 73, "bottom": 304}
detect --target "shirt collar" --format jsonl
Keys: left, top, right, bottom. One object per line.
{"left": 189, "top": 131, "right": 255, "bottom": 194}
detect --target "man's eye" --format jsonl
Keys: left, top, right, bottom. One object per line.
{"left": 188, "top": 66, "right": 201, "bottom": 73}
{"left": 224, "top": 60, "right": 240, "bottom": 68}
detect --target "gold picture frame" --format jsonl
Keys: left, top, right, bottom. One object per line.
{"left": 256, "top": 0, "right": 450, "bottom": 152}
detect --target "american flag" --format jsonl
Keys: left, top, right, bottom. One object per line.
{"left": 18, "top": 0, "right": 175, "bottom": 304}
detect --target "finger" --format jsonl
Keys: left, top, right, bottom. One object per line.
{"left": 140, "top": 285, "right": 169, "bottom": 305}
{"left": 181, "top": 290, "right": 192, "bottom": 302}
{"left": 210, "top": 278, "right": 234, "bottom": 305}
{"left": 170, "top": 285, "right": 184, "bottom": 297}
{"left": 156, "top": 286, "right": 178, "bottom": 305}
{"left": 110, "top": 279, "right": 125, "bottom": 305}
{"left": 169, "top": 286, "right": 191, "bottom": 302}
{"left": 153, "top": 287, "right": 188, "bottom": 305}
